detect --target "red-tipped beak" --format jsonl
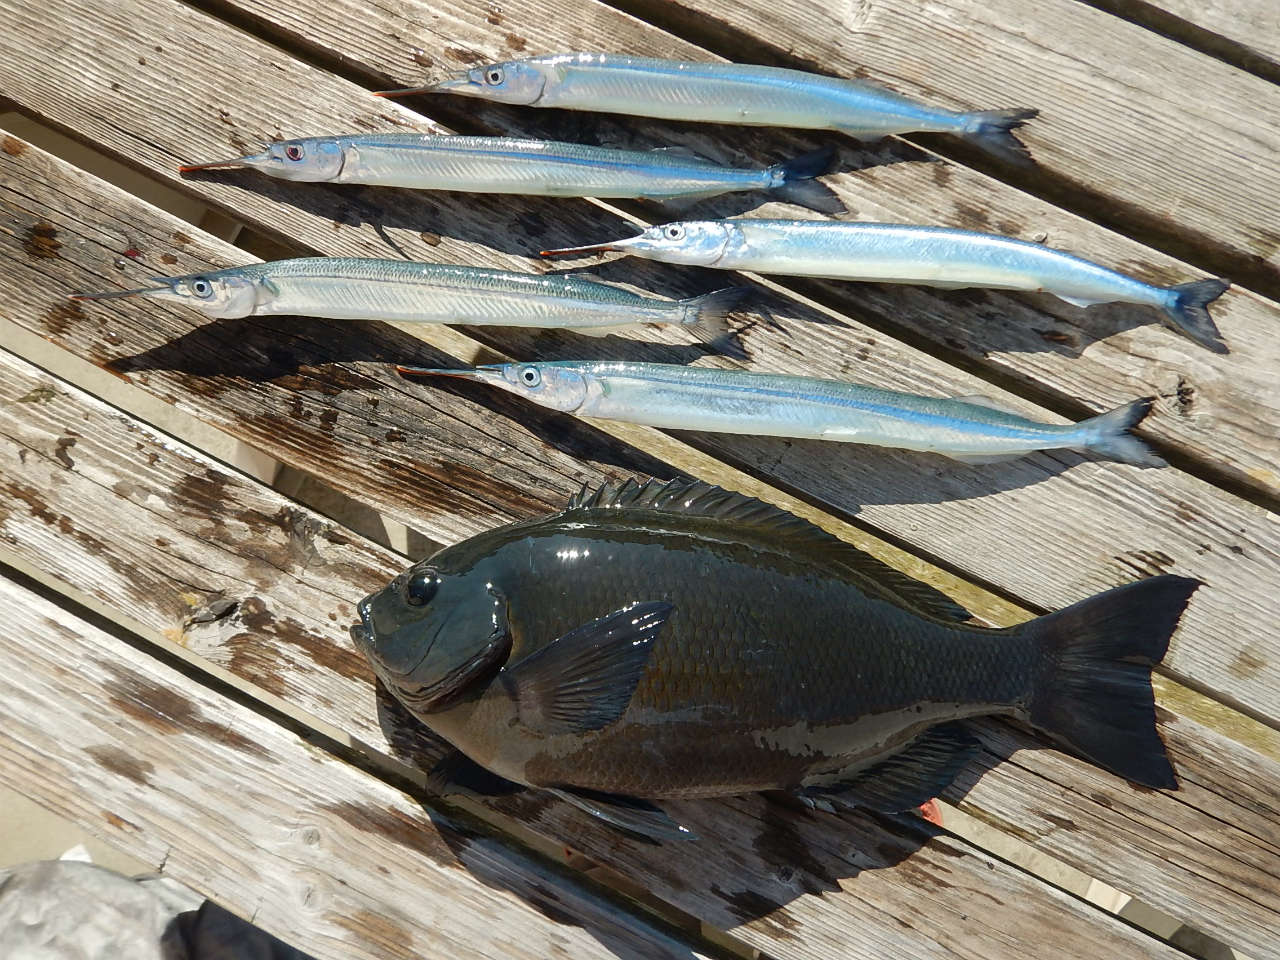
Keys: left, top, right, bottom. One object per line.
{"left": 539, "top": 240, "right": 625, "bottom": 258}
{"left": 177, "top": 152, "right": 269, "bottom": 174}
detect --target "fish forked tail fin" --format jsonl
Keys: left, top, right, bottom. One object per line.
{"left": 768, "top": 146, "right": 846, "bottom": 215}
{"left": 1023, "top": 574, "right": 1199, "bottom": 790}
{"left": 680, "top": 285, "right": 752, "bottom": 356}
{"left": 1077, "top": 396, "right": 1166, "bottom": 468}
{"left": 1163, "top": 278, "right": 1230, "bottom": 354}
{"left": 961, "top": 108, "right": 1039, "bottom": 166}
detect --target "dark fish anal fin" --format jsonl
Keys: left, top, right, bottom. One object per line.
{"left": 564, "top": 479, "right": 973, "bottom": 622}
{"left": 503, "top": 600, "right": 671, "bottom": 735}
{"left": 798, "top": 722, "right": 981, "bottom": 813}
{"left": 426, "top": 750, "right": 525, "bottom": 799}
{"left": 548, "top": 787, "right": 695, "bottom": 843}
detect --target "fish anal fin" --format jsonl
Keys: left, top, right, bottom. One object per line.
{"left": 1057, "top": 293, "right": 1104, "bottom": 308}
{"left": 564, "top": 479, "right": 974, "bottom": 622}
{"left": 549, "top": 787, "right": 695, "bottom": 843}
{"left": 799, "top": 723, "right": 981, "bottom": 813}
{"left": 571, "top": 323, "right": 640, "bottom": 338}
{"left": 426, "top": 750, "right": 524, "bottom": 799}
{"left": 504, "top": 600, "right": 670, "bottom": 734}
{"left": 941, "top": 451, "right": 1026, "bottom": 465}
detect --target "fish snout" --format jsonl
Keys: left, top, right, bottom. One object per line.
{"left": 349, "top": 594, "right": 376, "bottom": 652}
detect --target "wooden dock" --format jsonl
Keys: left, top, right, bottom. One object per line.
{"left": 1, "top": 0, "right": 1277, "bottom": 956}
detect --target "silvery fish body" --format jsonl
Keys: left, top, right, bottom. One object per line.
{"left": 70, "top": 257, "right": 744, "bottom": 338}
{"left": 379, "top": 53, "right": 1037, "bottom": 163}
{"left": 352, "top": 478, "right": 1197, "bottom": 841}
{"left": 545, "top": 219, "right": 1229, "bottom": 352}
{"left": 180, "top": 133, "right": 841, "bottom": 211}
{"left": 403, "top": 360, "right": 1164, "bottom": 467}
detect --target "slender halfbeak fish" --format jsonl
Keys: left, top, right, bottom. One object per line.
{"left": 542, "top": 219, "right": 1230, "bottom": 353}
{"left": 397, "top": 360, "right": 1165, "bottom": 467}
{"left": 68, "top": 257, "right": 747, "bottom": 344}
{"left": 375, "top": 53, "right": 1038, "bottom": 165}
{"left": 177, "top": 132, "right": 843, "bottom": 213}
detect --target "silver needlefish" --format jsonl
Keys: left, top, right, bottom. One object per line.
{"left": 351, "top": 476, "right": 1198, "bottom": 841}
{"left": 68, "top": 257, "right": 747, "bottom": 343}
{"left": 397, "top": 360, "right": 1165, "bottom": 467}
{"left": 543, "top": 219, "right": 1231, "bottom": 353}
{"left": 178, "top": 133, "right": 844, "bottom": 214}
{"left": 375, "top": 53, "right": 1038, "bottom": 164}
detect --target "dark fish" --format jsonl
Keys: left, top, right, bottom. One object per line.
{"left": 351, "top": 478, "right": 1197, "bottom": 842}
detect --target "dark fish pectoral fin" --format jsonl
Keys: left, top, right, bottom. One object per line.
{"left": 549, "top": 787, "right": 695, "bottom": 843}
{"left": 504, "top": 600, "right": 672, "bottom": 735}
{"left": 426, "top": 750, "right": 525, "bottom": 799}
{"left": 798, "top": 722, "right": 981, "bottom": 813}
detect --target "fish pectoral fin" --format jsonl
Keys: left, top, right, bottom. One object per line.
{"left": 503, "top": 601, "right": 672, "bottom": 735}
{"left": 940, "top": 451, "right": 1027, "bottom": 464}
{"left": 426, "top": 750, "right": 524, "bottom": 799}
{"left": 799, "top": 722, "right": 981, "bottom": 813}
{"left": 548, "top": 787, "right": 695, "bottom": 843}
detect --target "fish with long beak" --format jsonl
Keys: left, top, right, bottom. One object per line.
{"left": 397, "top": 360, "right": 1166, "bottom": 467}
{"left": 179, "top": 132, "right": 843, "bottom": 213}
{"left": 374, "top": 52, "right": 1038, "bottom": 165}
{"left": 68, "top": 257, "right": 747, "bottom": 343}
{"left": 352, "top": 475, "right": 1197, "bottom": 842}
{"left": 541, "top": 219, "right": 1231, "bottom": 353}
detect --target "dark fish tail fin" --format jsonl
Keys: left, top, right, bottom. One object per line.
{"left": 1024, "top": 575, "right": 1199, "bottom": 789}
{"left": 768, "top": 146, "right": 846, "bottom": 215}
{"left": 961, "top": 108, "right": 1038, "bottom": 166}
{"left": 680, "top": 286, "right": 751, "bottom": 356}
{"left": 1163, "top": 278, "right": 1230, "bottom": 354}
{"left": 1077, "top": 396, "right": 1166, "bottom": 468}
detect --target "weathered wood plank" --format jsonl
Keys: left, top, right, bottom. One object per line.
{"left": 0, "top": 576, "right": 723, "bottom": 960}
{"left": 0, "top": 348, "right": 1218, "bottom": 960}
{"left": 623, "top": 0, "right": 1280, "bottom": 295}
{"left": 34, "top": 0, "right": 1280, "bottom": 504}
{"left": 1094, "top": 0, "right": 1280, "bottom": 81}
{"left": 5, "top": 63, "right": 1280, "bottom": 734}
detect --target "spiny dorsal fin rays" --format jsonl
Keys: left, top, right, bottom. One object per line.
{"left": 564, "top": 478, "right": 974, "bottom": 623}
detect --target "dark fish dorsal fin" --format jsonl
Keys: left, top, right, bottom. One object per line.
{"left": 799, "top": 722, "right": 981, "bottom": 813}
{"left": 565, "top": 479, "right": 974, "bottom": 623}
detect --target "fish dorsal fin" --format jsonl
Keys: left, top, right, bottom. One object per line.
{"left": 951, "top": 393, "right": 1024, "bottom": 415}
{"left": 649, "top": 145, "right": 715, "bottom": 164}
{"left": 564, "top": 479, "right": 974, "bottom": 623}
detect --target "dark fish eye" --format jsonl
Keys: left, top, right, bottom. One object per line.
{"left": 404, "top": 569, "right": 439, "bottom": 606}
{"left": 284, "top": 144, "right": 304, "bottom": 161}
{"left": 519, "top": 365, "right": 541, "bottom": 388}
{"left": 191, "top": 278, "right": 213, "bottom": 298}
{"left": 665, "top": 225, "right": 685, "bottom": 240}
{"left": 485, "top": 67, "right": 505, "bottom": 85}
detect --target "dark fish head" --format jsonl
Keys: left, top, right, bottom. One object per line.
{"left": 351, "top": 559, "right": 511, "bottom": 713}
{"left": 378, "top": 59, "right": 548, "bottom": 105}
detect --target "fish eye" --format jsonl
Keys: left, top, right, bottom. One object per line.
{"left": 485, "top": 67, "right": 505, "bottom": 85}
{"left": 190, "top": 278, "right": 214, "bottom": 299}
{"left": 403, "top": 569, "right": 439, "bottom": 606}
{"left": 284, "top": 144, "right": 304, "bottom": 161}
{"left": 664, "top": 225, "right": 686, "bottom": 241}
{"left": 518, "top": 365, "right": 541, "bottom": 388}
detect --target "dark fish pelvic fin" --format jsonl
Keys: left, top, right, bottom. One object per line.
{"left": 548, "top": 787, "right": 695, "bottom": 843}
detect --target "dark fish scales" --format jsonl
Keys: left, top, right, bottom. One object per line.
{"left": 352, "top": 478, "right": 1198, "bottom": 841}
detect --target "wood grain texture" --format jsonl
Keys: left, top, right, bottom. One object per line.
{"left": 0, "top": 577, "right": 721, "bottom": 960}
{"left": 4, "top": 104, "right": 1279, "bottom": 730}
{"left": 1100, "top": 0, "right": 1280, "bottom": 79}
{"left": 0, "top": 349, "right": 1215, "bottom": 960}
{"left": 150, "top": 0, "right": 1280, "bottom": 503}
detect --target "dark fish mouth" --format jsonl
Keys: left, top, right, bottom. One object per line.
{"left": 349, "top": 594, "right": 375, "bottom": 652}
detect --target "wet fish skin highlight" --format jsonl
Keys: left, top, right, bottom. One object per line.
{"left": 375, "top": 53, "right": 1037, "bottom": 165}
{"left": 542, "top": 219, "right": 1231, "bottom": 353}
{"left": 397, "top": 360, "right": 1165, "bottom": 467}
{"left": 351, "top": 477, "right": 1198, "bottom": 842}
{"left": 178, "top": 133, "right": 844, "bottom": 213}
{"left": 69, "top": 257, "right": 747, "bottom": 342}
